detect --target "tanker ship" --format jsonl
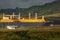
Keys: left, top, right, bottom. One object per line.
{"left": 0, "top": 12, "right": 48, "bottom": 28}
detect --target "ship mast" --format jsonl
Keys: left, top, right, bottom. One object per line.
{"left": 18, "top": 13, "right": 20, "bottom": 19}
{"left": 42, "top": 16, "right": 44, "bottom": 20}
{"left": 10, "top": 15, "right": 12, "bottom": 19}
{"left": 3, "top": 13, "right": 4, "bottom": 19}
{"left": 29, "top": 12, "right": 31, "bottom": 19}
{"left": 35, "top": 13, "right": 37, "bottom": 19}
{"left": 12, "top": 12, "right": 15, "bottom": 18}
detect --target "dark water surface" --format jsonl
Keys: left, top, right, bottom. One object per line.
{"left": 0, "top": 22, "right": 47, "bottom": 27}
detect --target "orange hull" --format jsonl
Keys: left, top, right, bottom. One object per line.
{"left": 0, "top": 19, "right": 46, "bottom": 23}
{"left": 19, "top": 19, "right": 46, "bottom": 22}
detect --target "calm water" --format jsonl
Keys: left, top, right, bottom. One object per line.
{"left": 0, "top": 22, "right": 47, "bottom": 27}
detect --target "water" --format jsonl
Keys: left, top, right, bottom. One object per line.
{"left": 0, "top": 22, "right": 46, "bottom": 28}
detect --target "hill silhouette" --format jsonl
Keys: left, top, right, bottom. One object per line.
{"left": 0, "top": 0, "right": 60, "bottom": 18}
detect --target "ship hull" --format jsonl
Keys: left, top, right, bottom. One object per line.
{"left": 21, "top": 22, "right": 46, "bottom": 26}
{"left": 0, "top": 22, "right": 49, "bottom": 28}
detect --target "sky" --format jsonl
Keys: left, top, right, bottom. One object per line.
{"left": 0, "top": 0, "right": 55, "bottom": 9}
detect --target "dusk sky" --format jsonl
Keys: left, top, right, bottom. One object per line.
{"left": 0, "top": 0, "right": 55, "bottom": 9}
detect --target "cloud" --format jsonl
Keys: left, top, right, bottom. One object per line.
{"left": 0, "top": 0, "right": 55, "bottom": 9}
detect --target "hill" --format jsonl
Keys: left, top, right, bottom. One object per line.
{"left": 0, "top": 0, "right": 60, "bottom": 19}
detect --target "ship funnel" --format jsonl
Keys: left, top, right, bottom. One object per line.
{"left": 35, "top": 13, "right": 37, "bottom": 19}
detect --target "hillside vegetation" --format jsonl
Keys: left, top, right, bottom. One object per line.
{"left": 0, "top": 26, "right": 60, "bottom": 40}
